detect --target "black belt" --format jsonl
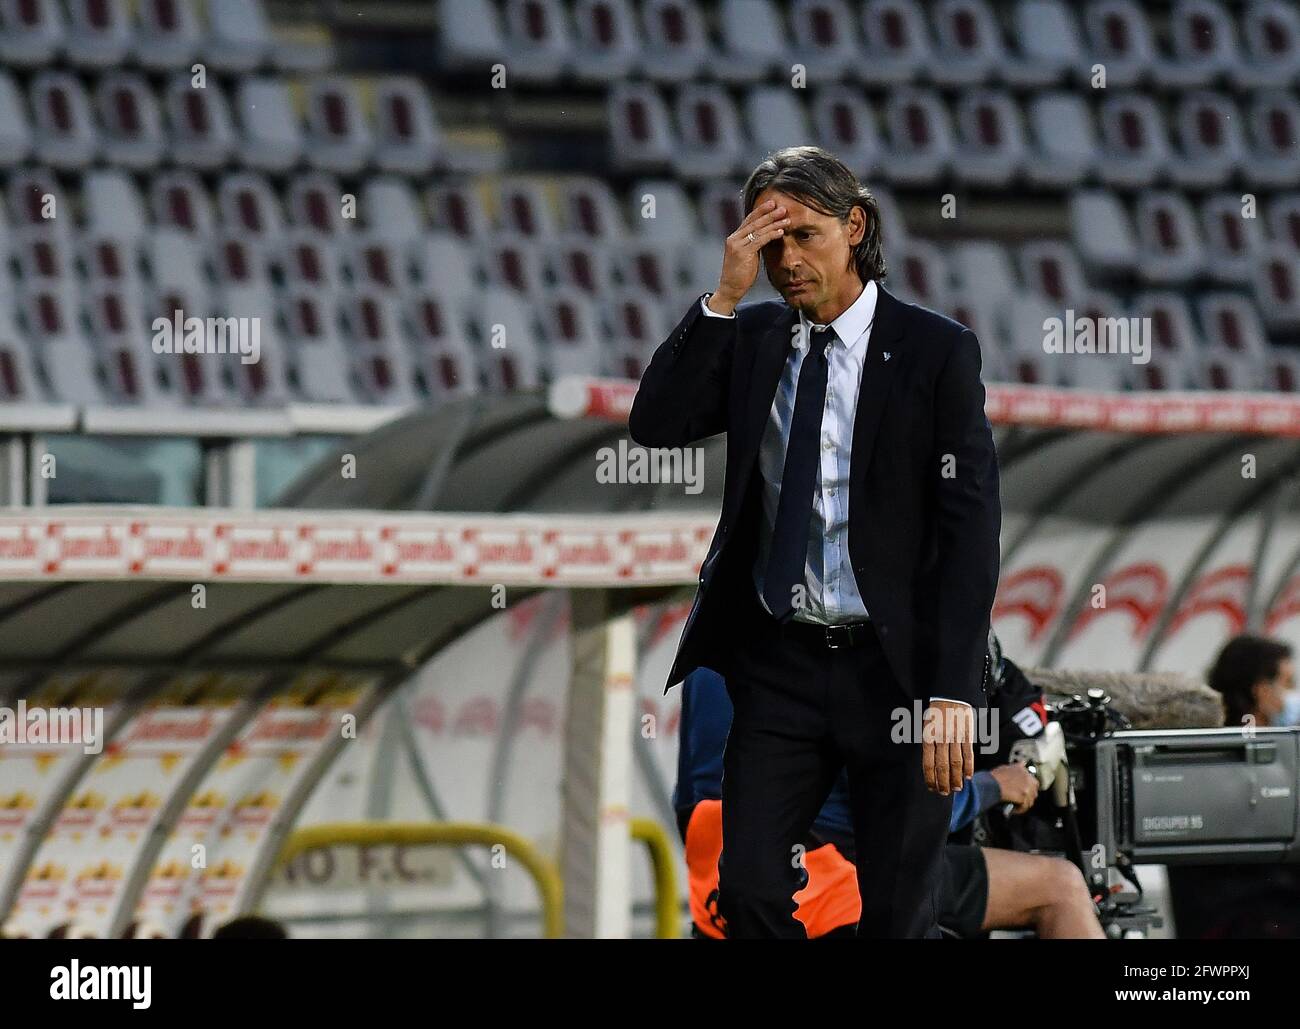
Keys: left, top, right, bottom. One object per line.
{"left": 782, "top": 618, "right": 874, "bottom": 650}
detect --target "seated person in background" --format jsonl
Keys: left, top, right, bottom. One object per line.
{"left": 1167, "top": 635, "right": 1300, "bottom": 939}
{"left": 675, "top": 659, "right": 1104, "bottom": 939}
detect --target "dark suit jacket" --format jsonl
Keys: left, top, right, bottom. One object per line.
{"left": 628, "top": 284, "right": 1001, "bottom": 709}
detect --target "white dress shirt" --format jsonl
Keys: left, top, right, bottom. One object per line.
{"left": 700, "top": 286, "right": 971, "bottom": 709}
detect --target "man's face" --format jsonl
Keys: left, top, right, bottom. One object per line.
{"left": 753, "top": 187, "right": 865, "bottom": 318}
{"left": 1257, "top": 657, "right": 1297, "bottom": 724}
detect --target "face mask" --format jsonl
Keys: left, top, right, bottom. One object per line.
{"left": 1280, "top": 690, "right": 1300, "bottom": 728}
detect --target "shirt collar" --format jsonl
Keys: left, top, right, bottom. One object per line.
{"left": 798, "top": 279, "right": 878, "bottom": 351}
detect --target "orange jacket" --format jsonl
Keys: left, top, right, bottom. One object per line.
{"left": 685, "top": 798, "right": 860, "bottom": 938}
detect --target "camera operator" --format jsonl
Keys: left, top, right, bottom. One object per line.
{"left": 675, "top": 641, "right": 1103, "bottom": 938}
{"left": 1166, "top": 634, "right": 1300, "bottom": 938}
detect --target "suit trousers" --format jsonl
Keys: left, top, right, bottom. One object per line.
{"left": 716, "top": 583, "right": 954, "bottom": 939}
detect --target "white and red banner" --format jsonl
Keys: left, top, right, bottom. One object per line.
{"left": 0, "top": 510, "right": 714, "bottom": 586}
{"left": 549, "top": 376, "right": 1300, "bottom": 438}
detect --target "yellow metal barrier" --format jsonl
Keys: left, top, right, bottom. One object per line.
{"left": 275, "top": 822, "right": 564, "bottom": 938}
{"left": 630, "top": 817, "right": 681, "bottom": 939}
{"left": 275, "top": 819, "right": 683, "bottom": 939}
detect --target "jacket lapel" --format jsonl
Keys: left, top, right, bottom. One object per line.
{"left": 742, "top": 304, "right": 799, "bottom": 458}
{"left": 849, "top": 284, "right": 906, "bottom": 486}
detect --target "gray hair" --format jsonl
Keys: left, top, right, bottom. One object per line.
{"left": 740, "top": 145, "right": 887, "bottom": 283}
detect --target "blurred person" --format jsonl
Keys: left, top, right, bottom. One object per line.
{"left": 211, "top": 915, "right": 289, "bottom": 939}
{"left": 1167, "top": 635, "right": 1300, "bottom": 938}
{"left": 675, "top": 666, "right": 1103, "bottom": 939}
{"left": 630, "top": 145, "right": 1001, "bottom": 938}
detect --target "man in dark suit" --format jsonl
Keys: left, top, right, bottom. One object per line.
{"left": 628, "top": 146, "right": 1002, "bottom": 938}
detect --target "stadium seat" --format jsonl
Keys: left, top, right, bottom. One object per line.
{"left": 304, "top": 77, "right": 373, "bottom": 174}
{"left": 639, "top": 0, "right": 710, "bottom": 82}
{"left": 212, "top": 230, "right": 273, "bottom": 289}
{"left": 1232, "top": 0, "right": 1300, "bottom": 90}
{"left": 678, "top": 236, "right": 726, "bottom": 307}
{"left": 1122, "top": 293, "right": 1204, "bottom": 390}
{"left": 344, "top": 233, "right": 406, "bottom": 291}
{"left": 629, "top": 178, "right": 697, "bottom": 240}
{"left": 439, "top": 0, "right": 505, "bottom": 71}
{"left": 714, "top": 0, "right": 788, "bottom": 83}
{"left": 278, "top": 229, "right": 344, "bottom": 291}
{"left": 1199, "top": 193, "right": 1266, "bottom": 285}
{"left": 1000, "top": 295, "right": 1067, "bottom": 385}
{"left": 605, "top": 288, "right": 671, "bottom": 379}
{"left": 858, "top": 0, "right": 932, "bottom": 86}
{"left": 1096, "top": 93, "right": 1171, "bottom": 188}
{"left": 145, "top": 228, "right": 211, "bottom": 298}
{"left": 1083, "top": 0, "right": 1157, "bottom": 88}
{"left": 810, "top": 86, "right": 880, "bottom": 178}
{"left": 465, "top": 287, "right": 542, "bottom": 391}
{"left": 80, "top": 231, "right": 140, "bottom": 286}
{"left": 410, "top": 233, "right": 478, "bottom": 297}
{"left": 1264, "top": 348, "right": 1300, "bottom": 392}
{"left": 880, "top": 88, "right": 954, "bottom": 186}
{"left": 481, "top": 234, "right": 550, "bottom": 295}
{"left": 0, "top": 0, "right": 64, "bottom": 69}
{"left": 0, "top": 296, "right": 45, "bottom": 403}
{"left": 1200, "top": 347, "right": 1264, "bottom": 391}
{"left": 1005, "top": 0, "right": 1084, "bottom": 88}
{"left": 19, "top": 283, "right": 105, "bottom": 404}
{"left": 951, "top": 90, "right": 1027, "bottom": 187}
{"left": 670, "top": 84, "right": 746, "bottom": 181}
{"left": 287, "top": 173, "right": 351, "bottom": 235}
{"left": 223, "top": 284, "right": 293, "bottom": 405}
{"left": 1018, "top": 241, "right": 1088, "bottom": 305}
{"left": 788, "top": 0, "right": 861, "bottom": 83}
{"left": 502, "top": 0, "right": 572, "bottom": 83}
{"left": 570, "top": 0, "right": 640, "bottom": 83}
{"left": 498, "top": 177, "right": 560, "bottom": 240}
{"left": 1024, "top": 92, "right": 1098, "bottom": 188}
{"left": 889, "top": 238, "right": 953, "bottom": 312}
{"left": 1246, "top": 91, "right": 1300, "bottom": 189}
{"left": 342, "top": 288, "right": 420, "bottom": 406}
{"left": 0, "top": 71, "right": 33, "bottom": 166}
{"left": 134, "top": 0, "right": 202, "bottom": 71}
{"left": 1156, "top": 0, "right": 1237, "bottom": 90}
{"left": 7, "top": 167, "right": 63, "bottom": 227}
{"left": 204, "top": 0, "right": 272, "bottom": 73}
{"left": 283, "top": 286, "right": 359, "bottom": 403}
{"left": 30, "top": 71, "right": 99, "bottom": 169}
{"left": 743, "top": 86, "right": 814, "bottom": 170}
{"left": 1070, "top": 190, "right": 1138, "bottom": 276}
{"left": 234, "top": 77, "right": 303, "bottom": 172}
{"left": 548, "top": 236, "right": 620, "bottom": 296}
{"left": 13, "top": 224, "right": 77, "bottom": 285}
{"left": 360, "top": 177, "right": 425, "bottom": 243}
{"left": 1170, "top": 92, "right": 1244, "bottom": 189}
{"left": 951, "top": 241, "right": 1018, "bottom": 306}
{"left": 373, "top": 77, "right": 441, "bottom": 176}
{"left": 1134, "top": 191, "right": 1206, "bottom": 284}
{"left": 428, "top": 182, "right": 494, "bottom": 239}
{"left": 86, "top": 283, "right": 178, "bottom": 406}
{"left": 948, "top": 291, "right": 1007, "bottom": 379}
{"left": 617, "top": 238, "right": 684, "bottom": 298}
{"left": 538, "top": 289, "right": 609, "bottom": 378}
{"left": 406, "top": 290, "right": 481, "bottom": 401}
{"left": 1249, "top": 248, "right": 1300, "bottom": 330}
{"left": 929, "top": 0, "right": 1003, "bottom": 87}
{"left": 217, "top": 173, "right": 286, "bottom": 238}
{"left": 82, "top": 170, "right": 148, "bottom": 242}
{"left": 608, "top": 83, "right": 675, "bottom": 172}
{"left": 150, "top": 171, "right": 216, "bottom": 235}
{"left": 64, "top": 0, "right": 131, "bottom": 68}
{"left": 1199, "top": 291, "right": 1271, "bottom": 357}
{"left": 96, "top": 72, "right": 165, "bottom": 170}
{"left": 559, "top": 177, "right": 627, "bottom": 240}
{"left": 1268, "top": 194, "right": 1300, "bottom": 254}
{"left": 164, "top": 74, "right": 237, "bottom": 170}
